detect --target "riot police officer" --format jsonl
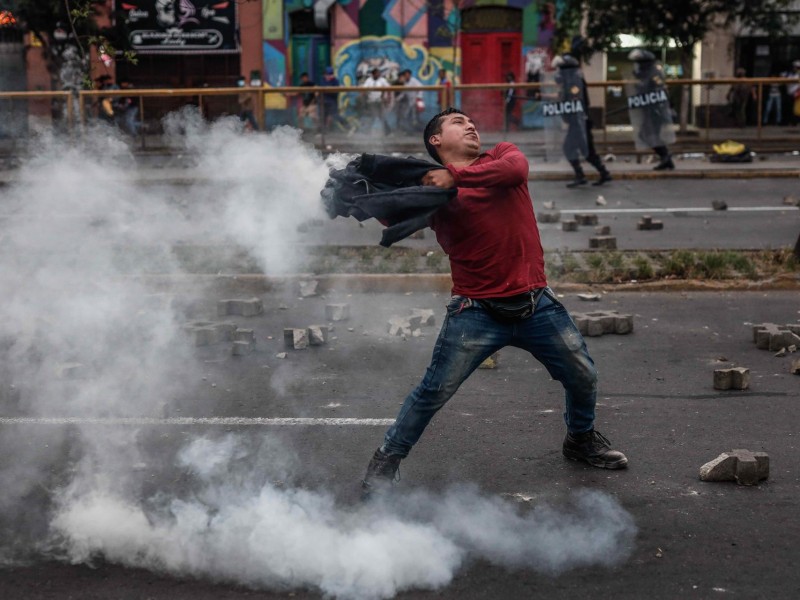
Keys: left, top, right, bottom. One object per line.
{"left": 627, "top": 49, "right": 675, "bottom": 170}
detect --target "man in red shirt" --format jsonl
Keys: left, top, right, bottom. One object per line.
{"left": 361, "top": 108, "right": 627, "bottom": 498}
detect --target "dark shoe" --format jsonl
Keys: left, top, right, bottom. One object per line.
{"left": 563, "top": 429, "right": 628, "bottom": 469}
{"left": 361, "top": 447, "right": 402, "bottom": 500}
{"left": 653, "top": 157, "right": 675, "bottom": 171}
{"left": 591, "top": 172, "right": 613, "bottom": 186}
{"left": 566, "top": 177, "right": 588, "bottom": 188}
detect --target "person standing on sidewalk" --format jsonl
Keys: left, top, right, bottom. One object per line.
{"left": 361, "top": 67, "right": 392, "bottom": 136}
{"left": 727, "top": 68, "right": 755, "bottom": 128}
{"left": 360, "top": 107, "right": 628, "bottom": 499}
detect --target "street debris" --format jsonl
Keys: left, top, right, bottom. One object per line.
{"left": 751, "top": 323, "right": 800, "bottom": 352}
{"left": 596, "top": 195, "right": 607, "bottom": 206}
{"left": 711, "top": 200, "right": 728, "bottom": 211}
{"left": 577, "top": 293, "right": 601, "bottom": 301}
{"left": 575, "top": 213, "right": 599, "bottom": 226}
{"left": 479, "top": 352, "right": 499, "bottom": 369}
{"left": 783, "top": 195, "right": 799, "bottom": 207}
{"left": 562, "top": 219, "right": 578, "bottom": 232}
{"left": 325, "top": 303, "right": 351, "bottom": 322}
{"left": 589, "top": 236, "right": 617, "bottom": 250}
{"left": 713, "top": 367, "right": 749, "bottom": 390}
{"left": 572, "top": 311, "right": 633, "bottom": 336}
{"left": 699, "top": 449, "right": 769, "bottom": 486}
{"left": 298, "top": 280, "right": 319, "bottom": 297}
{"left": 217, "top": 298, "right": 263, "bottom": 317}
{"left": 537, "top": 211, "right": 561, "bottom": 223}
{"left": 637, "top": 215, "right": 664, "bottom": 230}
{"left": 595, "top": 225, "right": 611, "bottom": 235}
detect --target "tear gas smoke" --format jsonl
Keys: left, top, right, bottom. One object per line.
{"left": 52, "top": 435, "right": 636, "bottom": 600}
{"left": 0, "top": 116, "right": 636, "bottom": 597}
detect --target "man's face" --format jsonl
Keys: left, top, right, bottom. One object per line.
{"left": 430, "top": 113, "right": 480, "bottom": 158}
{"left": 371, "top": 70, "right": 380, "bottom": 80}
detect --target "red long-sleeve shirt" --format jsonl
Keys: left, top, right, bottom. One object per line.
{"left": 429, "top": 142, "right": 547, "bottom": 298}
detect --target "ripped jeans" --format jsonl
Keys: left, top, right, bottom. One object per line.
{"left": 381, "top": 289, "right": 597, "bottom": 457}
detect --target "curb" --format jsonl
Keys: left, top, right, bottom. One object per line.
{"left": 529, "top": 169, "right": 800, "bottom": 182}
{"left": 128, "top": 273, "right": 800, "bottom": 295}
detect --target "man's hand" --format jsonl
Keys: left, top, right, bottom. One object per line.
{"left": 422, "top": 169, "right": 455, "bottom": 189}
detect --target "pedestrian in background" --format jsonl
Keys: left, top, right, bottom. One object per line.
{"left": 438, "top": 69, "right": 453, "bottom": 110}
{"left": 763, "top": 71, "right": 783, "bottom": 126}
{"left": 237, "top": 75, "right": 259, "bottom": 131}
{"left": 297, "top": 72, "right": 318, "bottom": 130}
{"left": 319, "top": 66, "right": 352, "bottom": 133}
{"left": 727, "top": 68, "right": 755, "bottom": 128}
{"left": 397, "top": 69, "right": 423, "bottom": 133}
{"left": 503, "top": 72, "right": 522, "bottom": 131}
{"left": 787, "top": 60, "right": 800, "bottom": 126}
{"left": 360, "top": 107, "right": 628, "bottom": 499}
{"left": 361, "top": 67, "right": 391, "bottom": 136}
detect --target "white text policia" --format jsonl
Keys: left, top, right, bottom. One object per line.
{"left": 627, "top": 89, "right": 668, "bottom": 109}
{"left": 542, "top": 100, "right": 584, "bottom": 117}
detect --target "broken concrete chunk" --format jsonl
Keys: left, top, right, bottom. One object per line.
{"left": 218, "top": 298, "right": 263, "bottom": 317}
{"left": 637, "top": 215, "right": 664, "bottom": 230}
{"left": 232, "top": 341, "right": 254, "bottom": 356}
{"left": 283, "top": 328, "right": 308, "bottom": 350}
{"left": 577, "top": 293, "right": 600, "bottom": 301}
{"left": 388, "top": 317, "right": 412, "bottom": 337}
{"left": 298, "top": 280, "right": 319, "bottom": 298}
{"left": 589, "top": 236, "right": 617, "bottom": 250}
{"left": 537, "top": 211, "right": 561, "bottom": 223}
{"left": 595, "top": 225, "right": 611, "bottom": 235}
{"left": 212, "top": 322, "right": 238, "bottom": 341}
{"left": 699, "top": 450, "right": 768, "bottom": 485}
{"left": 575, "top": 213, "right": 599, "bottom": 226}
{"left": 572, "top": 310, "right": 633, "bottom": 337}
{"left": 562, "top": 220, "right": 578, "bottom": 232}
{"left": 234, "top": 329, "right": 255, "bottom": 344}
{"left": 191, "top": 326, "right": 219, "bottom": 347}
{"left": 712, "top": 200, "right": 728, "bottom": 210}
{"left": 410, "top": 308, "right": 436, "bottom": 327}
{"left": 307, "top": 324, "right": 329, "bottom": 346}
{"left": 613, "top": 314, "right": 634, "bottom": 335}
{"left": 791, "top": 359, "right": 800, "bottom": 375}
{"left": 325, "top": 303, "right": 350, "bottom": 322}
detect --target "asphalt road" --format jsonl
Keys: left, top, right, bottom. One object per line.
{"left": 1, "top": 288, "right": 799, "bottom": 599}
{"left": 319, "top": 178, "right": 800, "bottom": 251}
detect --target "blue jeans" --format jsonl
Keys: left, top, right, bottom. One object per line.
{"left": 382, "top": 289, "right": 597, "bottom": 457}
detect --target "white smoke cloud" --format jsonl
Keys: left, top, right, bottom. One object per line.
{"left": 51, "top": 435, "right": 635, "bottom": 600}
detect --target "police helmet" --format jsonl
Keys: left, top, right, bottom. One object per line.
{"left": 628, "top": 49, "right": 655, "bottom": 62}
{"left": 558, "top": 54, "right": 580, "bottom": 70}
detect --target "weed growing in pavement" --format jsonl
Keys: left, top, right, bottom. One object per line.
{"left": 663, "top": 250, "right": 696, "bottom": 278}
{"left": 633, "top": 255, "right": 655, "bottom": 280}
{"left": 398, "top": 253, "right": 420, "bottom": 273}
{"left": 696, "top": 251, "right": 730, "bottom": 279}
{"left": 586, "top": 253, "right": 607, "bottom": 281}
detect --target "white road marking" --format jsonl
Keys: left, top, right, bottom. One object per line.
{"left": 0, "top": 416, "right": 394, "bottom": 426}
{"left": 557, "top": 206, "right": 793, "bottom": 214}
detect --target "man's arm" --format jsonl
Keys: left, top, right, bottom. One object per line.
{"left": 445, "top": 143, "right": 529, "bottom": 188}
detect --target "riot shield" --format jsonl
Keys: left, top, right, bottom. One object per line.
{"left": 540, "top": 67, "right": 588, "bottom": 162}
{"left": 626, "top": 61, "right": 675, "bottom": 150}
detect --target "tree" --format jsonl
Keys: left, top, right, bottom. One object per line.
{"left": 2, "top": 0, "right": 129, "bottom": 92}
{"left": 557, "top": 0, "right": 798, "bottom": 130}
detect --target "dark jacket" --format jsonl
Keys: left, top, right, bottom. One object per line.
{"left": 321, "top": 153, "right": 456, "bottom": 247}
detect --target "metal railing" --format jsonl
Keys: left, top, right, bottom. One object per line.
{"left": 1, "top": 77, "right": 798, "bottom": 151}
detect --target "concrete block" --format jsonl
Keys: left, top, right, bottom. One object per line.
{"left": 585, "top": 317, "right": 605, "bottom": 337}
{"left": 785, "top": 324, "right": 800, "bottom": 335}
{"left": 213, "top": 322, "right": 238, "bottom": 341}
{"left": 589, "top": 236, "right": 617, "bottom": 250}
{"left": 699, "top": 449, "right": 768, "bottom": 485}
{"left": 307, "top": 324, "right": 329, "bottom": 346}
{"left": 714, "top": 367, "right": 749, "bottom": 390}
{"left": 232, "top": 341, "right": 253, "bottom": 356}
{"left": 575, "top": 213, "right": 599, "bottom": 226}
{"left": 325, "top": 303, "right": 350, "bottom": 322}
{"left": 388, "top": 317, "right": 412, "bottom": 337}
{"left": 637, "top": 215, "right": 664, "bottom": 230}
{"left": 595, "top": 225, "right": 611, "bottom": 235}
{"left": 538, "top": 211, "right": 561, "bottom": 223}
{"left": 192, "top": 326, "right": 219, "bottom": 347}
{"left": 284, "top": 328, "right": 308, "bottom": 350}
{"left": 712, "top": 200, "right": 728, "bottom": 210}
{"left": 791, "top": 359, "right": 800, "bottom": 375}
{"left": 585, "top": 311, "right": 616, "bottom": 334}
{"left": 613, "top": 314, "right": 634, "bottom": 334}
{"left": 562, "top": 220, "right": 578, "bottom": 232}
{"left": 218, "top": 298, "right": 263, "bottom": 317}
{"left": 298, "top": 280, "right": 319, "bottom": 298}
{"left": 233, "top": 328, "right": 255, "bottom": 344}
{"left": 410, "top": 308, "right": 436, "bottom": 327}
{"left": 478, "top": 352, "right": 499, "bottom": 369}
{"left": 573, "top": 315, "right": 589, "bottom": 336}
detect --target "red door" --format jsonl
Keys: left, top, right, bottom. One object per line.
{"left": 461, "top": 32, "right": 521, "bottom": 130}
